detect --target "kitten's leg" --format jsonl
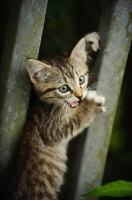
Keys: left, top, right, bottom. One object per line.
{"left": 70, "top": 91, "right": 106, "bottom": 137}
{"left": 85, "top": 32, "right": 100, "bottom": 63}
{"left": 85, "top": 90, "right": 106, "bottom": 114}
{"left": 69, "top": 32, "right": 100, "bottom": 65}
{"left": 85, "top": 32, "right": 100, "bottom": 51}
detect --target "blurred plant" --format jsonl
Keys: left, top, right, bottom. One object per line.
{"left": 83, "top": 180, "right": 132, "bottom": 199}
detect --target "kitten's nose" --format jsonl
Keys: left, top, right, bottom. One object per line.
{"left": 77, "top": 95, "right": 83, "bottom": 101}
{"left": 74, "top": 88, "right": 83, "bottom": 100}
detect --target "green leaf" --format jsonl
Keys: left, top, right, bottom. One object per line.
{"left": 83, "top": 180, "right": 132, "bottom": 197}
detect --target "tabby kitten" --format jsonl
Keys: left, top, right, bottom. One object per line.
{"left": 5, "top": 32, "right": 105, "bottom": 200}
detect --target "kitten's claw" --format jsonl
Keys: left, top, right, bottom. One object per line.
{"left": 101, "top": 106, "right": 106, "bottom": 113}
{"left": 85, "top": 32, "right": 100, "bottom": 52}
{"left": 87, "top": 90, "right": 106, "bottom": 113}
{"left": 88, "top": 56, "right": 93, "bottom": 60}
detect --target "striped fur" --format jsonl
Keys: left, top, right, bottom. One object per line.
{"left": 3, "top": 32, "right": 106, "bottom": 200}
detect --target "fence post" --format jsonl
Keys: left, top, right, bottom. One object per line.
{"left": 65, "top": 0, "right": 132, "bottom": 199}
{"left": 0, "top": 0, "right": 48, "bottom": 175}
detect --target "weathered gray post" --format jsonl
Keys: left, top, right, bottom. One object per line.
{"left": 0, "top": 0, "right": 48, "bottom": 175}
{"left": 65, "top": 0, "right": 132, "bottom": 199}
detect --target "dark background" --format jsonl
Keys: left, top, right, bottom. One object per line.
{"left": 0, "top": 0, "right": 132, "bottom": 199}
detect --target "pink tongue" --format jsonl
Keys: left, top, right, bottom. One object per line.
{"left": 70, "top": 102, "right": 78, "bottom": 108}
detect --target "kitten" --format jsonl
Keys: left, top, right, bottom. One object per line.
{"left": 3, "top": 32, "right": 105, "bottom": 200}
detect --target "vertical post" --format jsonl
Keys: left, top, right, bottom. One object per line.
{"left": 65, "top": 0, "right": 132, "bottom": 199}
{"left": 0, "top": 0, "right": 48, "bottom": 175}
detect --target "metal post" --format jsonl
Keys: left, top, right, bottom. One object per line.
{"left": 0, "top": 0, "right": 48, "bottom": 175}
{"left": 65, "top": 0, "right": 132, "bottom": 199}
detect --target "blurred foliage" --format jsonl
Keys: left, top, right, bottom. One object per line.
{"left": 84, "top": 180, "right": 132, "bottom": 198}
{"left": 0, "top": 1, "right": 132, "bottom": 200}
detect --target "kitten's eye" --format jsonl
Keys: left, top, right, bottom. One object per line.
{"left": 59, "top": 85, "right": 70, "bottom": 93}
{"left": 79, "top": 75, "right": 85, "bottom": 85}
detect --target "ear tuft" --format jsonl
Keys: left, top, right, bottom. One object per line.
{"left": 26, "top": 59, "right": 52, "bottom": 83}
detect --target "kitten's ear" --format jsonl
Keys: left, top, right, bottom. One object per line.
{"left": 70, "top": 37, "right": 86, "bottom": 63}
{"left": 26, "top": 59, "right": 52, "bottom": 83}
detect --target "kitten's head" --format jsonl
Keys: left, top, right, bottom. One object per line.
{"left": 26, "top": 37, "right": 89, "bottom": 108}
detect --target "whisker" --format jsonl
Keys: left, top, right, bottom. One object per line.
{"left": 57, "top": 102, "right": 67, "bottom": 127}
{"left": 46, "top": 100, "right": 64, "bottom": 135}
{"left": 88, "top": 82, "right": 113, "bottom": 92}
{"left": 87, "top": 82, "right": 114, "bottom": 109}
{"left": 33, "top": 98, "right": 43, "bottom": 107}
{"left": 87, "top": 82, "right": 99, "bottom": 91}
{"left": 97, "top": 90, "right": 114, "bottom": 104}
{"left": 49, "top": 100, "right": 63, "bottom": 119}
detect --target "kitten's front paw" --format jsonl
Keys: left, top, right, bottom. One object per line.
{"left": 85, "top": 32, "right": 100, "bottom": 51}
{"left": 87, "top": 91, "right": 106, "bottom": 113}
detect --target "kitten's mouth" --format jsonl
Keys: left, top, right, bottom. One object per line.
{"left": 65, "top": 101, "right": 79, "bottom": 108}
